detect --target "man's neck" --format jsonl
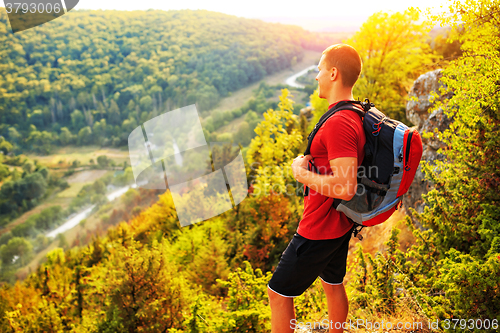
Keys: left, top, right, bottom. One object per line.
{"left": 326, "top": 89, "right": 354, "bottom": 107}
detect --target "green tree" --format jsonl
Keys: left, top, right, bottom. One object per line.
{"left": 25, "top": 130, "right": 55, "bottom": 154}
{"left": 215, "top": 261, "right": 272, "bottom": 332}
{"left": 11, "top": 218, "right": 36, "bottom": 238}
{"left": 234, "top": 121, "right": 252, "bottom": 146}
{"left": 0, "top": 163, "right": 9, "bottom": 181}
{"left": 22, "top": 161, "right": 34, "bottom": 174}
{"left": 92, "top": 179, "right": 107, "bottom": 195}
{"left": 0, "top": 136, "right": 13, "bottom": 155}
{"left": 92, "top": 119, "right": 107, "bottom": 139}
{"left": 108, "top": 100, "right": 122, "bottom": 125}
{"left": 0, "top": 172, "right": 48, "bottom": 214}
{"left": 35, "top": 206, "right": 64, "bottom": 230}
{"left": 28, "top": 110, "right": 45, "bottom": 128}
{"left": 7, "top": 127, "right": 21, "bottom": 144}
{"left": 70, "top": 110, "right": 86, "bottom": 131}
{"left": 59, "top": 127, "right": 75, "bottom": 145}
{"left": 96, "top": 155, "right": 110, "bottom": 168}
{"left": 56, "top": 234, "right": 68, "bottom": 250}
{"left": 77, "top": 126, "right": 93, "bottom": 145}
{"left": 139, "top": 95, "right": 153, "bottom": 111}
{"left": 32, "top": 234, "right": 50, "bottom": 253}
{"left": 0, "top": 237, "right": 34, "bottom": 267}
{"left": 347, "top": 227, "right": 406, "bottom": 315}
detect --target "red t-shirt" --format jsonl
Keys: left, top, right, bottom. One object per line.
{"left": 297, "top": 101, "right": 366, "bottom": 240}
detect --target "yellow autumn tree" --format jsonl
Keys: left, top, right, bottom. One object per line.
{"left": 246, "top": 89, "right": 303, "bottom": 197}
{"left": 346, "top": 8, "right": 438, "bottom": 121}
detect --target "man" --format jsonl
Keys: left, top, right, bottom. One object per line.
{"left": 267, "top": 44, "right": 366, "bottom": 333}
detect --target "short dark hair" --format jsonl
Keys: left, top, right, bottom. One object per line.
{"left": 322, "top": 44, "right": 362, "bottom": 88}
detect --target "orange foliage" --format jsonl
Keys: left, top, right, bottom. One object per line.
{"left": 242, "top": 193, "right": 292, "bottom": 270}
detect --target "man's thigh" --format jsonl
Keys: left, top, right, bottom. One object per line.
{"left": 268, "top": 228, "right": 353, "bottom": 297}
{"left": 320, "top": 228, "right": 353, "bottom": 285}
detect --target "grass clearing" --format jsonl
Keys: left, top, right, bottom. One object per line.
{"left": 26, "top": 145, "right": 130, "bottom": 168}
{"left": 56, "top": 170, "right": 111, "bottom": 198}
{"left": 56, "top": 183, "right": 88, "bottom": 198}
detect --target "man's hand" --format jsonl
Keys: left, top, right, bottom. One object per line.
{"left": 291, "top": 155, "right": 312, "bottom": 182}
{"left": 291, "top": 155, "right": 358, "bottom": 200}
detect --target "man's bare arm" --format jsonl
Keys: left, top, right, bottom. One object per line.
{"left": 291, "top": 155, "right": 358, "bottom": 201}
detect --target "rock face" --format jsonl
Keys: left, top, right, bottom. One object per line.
{"left": 300, "top": 106, "right": 314, "bottom": 123}
{"left": 403, "top": 69, "right": 452, "bottom": 224}
{"left": 407, "top": 70, "right": 447, "bottom": 128}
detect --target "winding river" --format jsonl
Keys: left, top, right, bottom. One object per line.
{"left": 46, "top": 183, "right": 138, "bottom": 238}
{"left": 285, "top": 65, "right": 317, "bottom": 88}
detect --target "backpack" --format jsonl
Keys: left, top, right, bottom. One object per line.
{"left": 303, "top": 99, "right": 423, "bottom": 239}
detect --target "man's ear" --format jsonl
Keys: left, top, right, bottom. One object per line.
{"left": 330, "top": 67, "right": 339, "bottom": 82}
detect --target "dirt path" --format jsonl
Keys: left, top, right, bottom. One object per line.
{"left": 65, "top": 169, "right": 109, "bottom": 184}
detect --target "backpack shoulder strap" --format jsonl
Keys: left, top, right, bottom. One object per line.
{"left": 304, "top": 100, "right": 366, "bottom": 156}
{"left": 302, "top": 99, "right": 373, "bottom": 197}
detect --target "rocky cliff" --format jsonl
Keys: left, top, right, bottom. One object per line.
{"left": 403, "top": 69, "right": 453, "bottom": 225}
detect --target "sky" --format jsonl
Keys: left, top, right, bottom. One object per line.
{"left": 75, "top": 0, "right": 452, "bottom": 32}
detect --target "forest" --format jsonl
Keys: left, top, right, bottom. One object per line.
{"left": 0, "top": 8, "right": 332, "bottom": 154}
{"left": 0, "top": 0, "right": 499, "bottom": 332}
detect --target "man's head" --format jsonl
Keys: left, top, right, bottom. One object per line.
{"left": 316, "top": 44, "right": 362, "bottom": 101}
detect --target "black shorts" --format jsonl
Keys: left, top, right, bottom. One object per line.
{"left": 268, "top": 226, "right": 354, "bottom": 297}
